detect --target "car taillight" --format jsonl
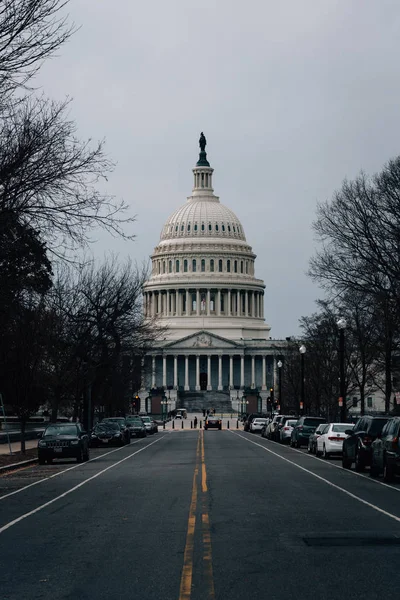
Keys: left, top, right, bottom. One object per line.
{"left": 297, "top": 426, "right": 303, "bottom": 431}
{"left": 363, "top": 435, "right": 372, "bottom": 444}
{"left": 328, "top": 437, "right": 343, "bottom": 441}
{"left": 283, "top": 427, "right": 290, "bottom": 431}
{"left": 392, "top": 436, "right": 399, "bottom": 449}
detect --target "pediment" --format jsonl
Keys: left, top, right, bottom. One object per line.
{"left": 164, "top": 330, "right": 239, "bottom": 350}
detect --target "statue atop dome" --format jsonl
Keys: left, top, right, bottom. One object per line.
{"left": 199, "top": 132, "right": 206, "bottom": 152}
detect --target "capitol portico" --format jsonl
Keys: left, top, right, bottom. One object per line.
{"left": 140, "top": 134, "right": 285, "bottom": 414}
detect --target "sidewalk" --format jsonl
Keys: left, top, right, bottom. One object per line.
{"left": 0, "top": 438, "right": 38, "bottom": 455}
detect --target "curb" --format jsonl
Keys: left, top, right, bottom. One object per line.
{"left": 0, "top": 458, "right": 38, "bottom": 475}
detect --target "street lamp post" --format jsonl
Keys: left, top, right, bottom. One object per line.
{"left": 337, "top": 318, "right": 347, "bottom": 422}
{"left": 277, "top": 360, "right": 283, "bottom": 413}
{"left": 299, "top": 345, "right": 306, "bottom": 415}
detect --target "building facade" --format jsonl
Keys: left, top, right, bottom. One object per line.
{"left": 139, "top": 136, "right": 285, "bottom": 413}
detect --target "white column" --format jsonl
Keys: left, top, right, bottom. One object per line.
{"left": 184, "top": 355, "right": 189, "bottom": 390}
{"left": 251, "top": 292, "right": 255, "bottom": 317}
{"left": 207, "top": 355, "right": 212, "bottom": 390}
{"left": 237, "top": 290, "right": 241, "bottom": 316}
{"left": 196, "top": 355, "right": 200, "bottom": 390}
{"left": 207, "top": 289, "right": 211, "bottom": 316}
{"left": 228, "top": 290, "right": 231, "bottom": 316}
{"left": 245, "top": 291, "right": 249, "bottom": 316}
{"left": 262, "top": 356, "right": 267, "bottom": 390}
{"left": 174, "top": 355, "right": 178, "bottom": 388}
{"left": 229, "top": 355, "right": 234, "bottom": 388}
{"left": 261, "top": 294, "right": 264, "bottom": 318}
{"left": 152, "top": 356, "right": 156, "bottom": 388}
{"left": 251, "top": 355, "right": 255, "bottom": 388}
{"left": 163, "top": 355, "right": 167, "bottom": 387}
{"left": 186, "top": 289, "right": 189, "bottom": 315}
{"left": 273, "top": 356, "right": 277, "bottom": 392}
{"left": 240, "top": 355, "right": 244, "bottom": 388}
{"left": 217, "top": 289, "right": 221, "bottom": 316}
{"left": 166, "top": 291, "right": 170, "bottom": 317}
{"left": 196, "top": 289, "right": 200, "bottom": 316}
{"left": 218, "top": 355, "right": 223, "bottom": 390}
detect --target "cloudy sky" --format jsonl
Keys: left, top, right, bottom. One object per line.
{"left": 35, "top": 0, "right": 400, "bottom": 338}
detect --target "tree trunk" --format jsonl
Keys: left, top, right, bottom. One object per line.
{"left": 20, "top": 416, "right": 26, "bottom": 454}
{"left": 385, "top": 333, "right": 392, "bottom": 414}
{"left": 360, "top": 391, "right": 365, "bottom": 416}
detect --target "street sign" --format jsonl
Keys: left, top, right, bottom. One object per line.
{"left": 338, "top": 397, "right": 343, "bottom": 407}
{"left": 395, "top": 392, "right": 400, "bottom": 404}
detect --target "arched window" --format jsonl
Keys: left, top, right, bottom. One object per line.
{"left": 192, "top": 259, "right": 197, "bottom": 272}
{"left": 175, "top": 224, "right": 178, "bottom": 232}
{"left": 233, "top": 225, "right": 236, "bottom": 233}
{"left": 215, "top": 223, "right": 219, "bottom": 232}
{"left": 194, "top": 223, "right": 198, "bottom": 232}
{"left": 218, "top": 259, "right": 223, "bottom": 272}
{"left": 176, "top": 260, "right": 180, "bottom": 273}
{"left": 163, "top": 261, "right": 166, "bottom": 274}
{"left": 184, "top": 259, "right": 188, "bottom": 272}
{"left": 241, "top": 261, "right": 244, "bottom": 274}
{"left": 187, "top": 223, "right": 191, "bottom": 232}
{"left": 201, "top": 259, "right": 205, "bottom": 272}
{"left": 227, "top": 260, "right": 231, "bottom": 273}
{"left": 222, "top": 224, "right": 225, "bottom": 232}
{"left": 245, "top": 261, "right": 248, "bottom": 274}
{"left": 228, "top": 225, "right": 231, "bottom": 232}
{"left": 181, "top": 224, "right": 184, "bottom": 232}
{"left": 234, "top": 260, "right": 238, "bottom": 273}
{"left": 169, "top": 260, "right": 172, "bottom": 273}
{"left": 210, "top": 259, "right": 214, "bottom": 272}
{"left": 208, "top": 223, "right": 212, "bottom": 232}
{"left": 201, "top": 223, "right": 205, "bottom": 232}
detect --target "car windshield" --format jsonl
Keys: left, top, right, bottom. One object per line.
{"left": 332, "top": 424, "right": 351, "bottom": 433}
{"left": 304, "top": 418, "right": 326, "bottom": 427}
{"left": 127, "top": 419, "right": 142, "bottom": 424}
{"left": 100, "top": 422, "right": 120, "bottom": 431}
{"left": 254, "top": 419, "right": 267, "bottom": 423}
{"left": 368, "top": 419, "right": 390, "bottom": 435}
{"left": 142, "top": 417, "right": 151, "bottom": 422}
{"left": 45, "top": 425, "right": 78, "bottom": 436}
{"left": 287, "top": 421, "right": 297, "bottom": 427}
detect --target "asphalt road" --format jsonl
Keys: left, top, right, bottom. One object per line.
{"left": 1, "top": 430, "right": 400, "bottom": 600}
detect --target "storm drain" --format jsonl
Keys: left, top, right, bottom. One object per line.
{"left": 303, "top": 536, "right": 400, "bottom": 547}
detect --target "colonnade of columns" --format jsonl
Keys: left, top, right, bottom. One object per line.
{"left": 144, "top": 288, "right": 264, "bottom": 319}
{"left": 150, "top": 354, "right": 273, "bottom": 391}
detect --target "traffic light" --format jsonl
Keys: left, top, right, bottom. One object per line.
{"left": 132, "top": 395, "right": 140, "bottom": 413}
{"left": 270, "top": 387, "right": 274, "bottom": 405}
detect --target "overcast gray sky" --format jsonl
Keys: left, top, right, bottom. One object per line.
{"left": 35, "top": 0, "right": 400, "bottom": 338}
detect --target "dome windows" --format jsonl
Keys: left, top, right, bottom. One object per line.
{"left": 187, "top": 223, "right": 191, "bottom": 232}
{"left": 169, "top": 260, "right": 172, "bottom": 273}
{"left": 201, "top": 259, "right": 205, "bottom": 272}
{"left": 234, "top": 260, "right": 238, "bottom": 273}
{"left": 215, "top": 224, "right": 219, "bottom": 232}
{"left": 222, "top": 224, "right": 225, "bottom": 232}
{"left": 227, "top": 225, "right": 231, "bottom": 232}
{"left": 210, "top": 259, "right": 214, "bottom": 272}
{"left": 192, "top": 259, "right": 197, "bottom": 272}
{"left": 201, "top": 223, "right": 205, "bottom": 232}
{"left": 184, "top": 259, "right": 188, "bottom": 272}
{"left": 176, "top": 260, "right": 180, "bottom": 273}
{"left": 194, "top": 223, "right": 198, "bottom": 232}
{"left": 227, "top": 260, "right": 231, "bottom": 273}
{"left": 218, "top": 259, "right": 223, "bottom": 272}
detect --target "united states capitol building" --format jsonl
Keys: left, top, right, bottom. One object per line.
{"left": 139, "top": 135, "right": 285, "bottom": 414}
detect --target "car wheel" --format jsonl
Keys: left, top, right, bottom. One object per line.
{"left": 77, "top": 449, "right": 84, "bottom": 463}
{"left": 342, "top": 454, "right": 352, "bottom": 469}
{"left": 316, "top": 447, "right": 321, "bottom": 457}
{"left": 296, "top": 441, "right": 301, "bottom": 449}
{"left": 323, "top": 445, "right": 329, "bottom": 459}
{"left": 384, "top": 461, "right": 394, "bottom": 482}
{"left": 84, "top": 448, "right": 90, "bottom": 461}
{"left": 370, "top": 463, "right": 379, "bottom": 478}
{"left": 355, "top": 452, "right": 365, "bottom": 472}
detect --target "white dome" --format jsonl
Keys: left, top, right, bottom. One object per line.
{"left": 160, "top": 198, "right": 246, "bottom": 242}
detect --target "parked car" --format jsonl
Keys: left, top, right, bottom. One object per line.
{"left": 243, "top": 413, "right": 262, "bottom": 432}
{"left": 290, "top": 416, "right": 327, "bottom": 448}
{"left": 316, "top": 423, "right": 353, "bottom": 458}
{"left": 279, "top": 419, "right": 298, "bottom": 444}
{"left": 205, "top": 416, "right": 222, "bottom": 430}
{"left": 38, "top": 423, "right": 90, "bottom": 464}
{"left": 91, "top": 422, "right": 127, "bottom": 447}
{"left": 250, "top": 418, "right": 269, "bottom": 433}
{"left": 307, "top": 424, "right": 328, "bottom": 454}
{"left": 342, "top": 416, "right": 390, "bottom": 471}
{"left": 275, "top": 415, "right": 299, "bottom": 442}
{"left": 262, "top": 415, "right": 281, "bottom": 439}
{"left": 126, "top": 417, "right": 147, "bottom": 438}
{"left": 370, "top": 417, "right": 400, "bottom": 481}
{"left": 141, "top": 416, "right": 158, "bottom": 434}
{"left": 101, "top": 417, "right": 131, "bottom": 444}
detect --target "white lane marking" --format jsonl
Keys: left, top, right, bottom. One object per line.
{"left": 230, "top": 431, "right": 400, "bottom": 525}
{"left": 0, "top": 435, "right": 167, "bottom": 534}
{"left": 0, "top": 439, "right": 144, "bottom": 501}
{"left": 242, "top": 431, "right": 400, "bottom": 493}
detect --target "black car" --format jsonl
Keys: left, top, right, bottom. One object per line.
{"left": 275, "top": 415, "right": 299, "bottom": 442}
{"left": 101, "top": 417, "right": 130, "bottom": 444}
{"left": 38, "top": 423, "right": 90, "bottom": 464}
{"left": 205, "top": 416, "right": 222, "bottom": 430}
{"left": 370, "top": 417, "right": 400, "bottom": 481}
{"left": 307, "top": 423, "right": 328, "bottom": 454}
{"left": 90, "top": 422, "right": 127, "bottom": 447}
{"left": 243, "top": 413, "right": 262, "bottom": 432}
{"left": 342, "top": 416, "right": 390, "bottom": 471}
{"left": 126, "top": 417, "right": 147, "bottom": 438}
{"left": 290, "top": 416, "right": 327, "bottom": 448}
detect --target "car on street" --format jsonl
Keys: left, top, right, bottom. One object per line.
{"left": 316, "top": 423, "right": 353, "bottom": 458}
{"left": 275, "top": 415, "right": 299, "bottom": 442}
{"left": 101, "top": 417, "right": 131, "bottom": 444}
{"left": 250, "top": 418, "right": 269, "bottom": 433}
{"left": 279, "top": 419, "right": 298, "bottom": 443}
{"left": 141, "top": 416, "right": 158, "bottom": 434}
{"left": 370, "top": 417, "right": 400, "bottom": 481}
{"left": 290, "top": 416, "right": 327, "bottom": 448}
{"left": 307, "top": 423, "right": 328, "bottom": 454}
{"left": 90, "top": 422, "right": 127, "bottom": 447}
{"left": 204, "top": 416, "right": 222, "bottom": 430}
{"left": 38, "top": 423, "right": 90, "bottom": 464}
{"left": 243, "top": 413, "right": 262, "bottom": 432}
{"left": 262, "top": 415, "right": 281, "bottom": 439}
{"left": 125, "top": 417, "right": 147, "bottom": 438}
{"left": 342, "top": 416, "right": 390, "bottom": 471}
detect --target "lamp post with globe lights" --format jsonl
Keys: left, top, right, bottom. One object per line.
{"left": 299, "top": 345, "right": 306, "bottom": 414}
{"left": 277, "top": 360, "right": 283, "bottom": 412}
{"left": 337, "top": 318, "right": 347, "bottom": 422}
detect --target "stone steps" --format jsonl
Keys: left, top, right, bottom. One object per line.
{"left": 178, "top": 391, "right": 235, "bottom": 413}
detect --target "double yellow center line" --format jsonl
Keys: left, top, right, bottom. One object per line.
{"left": 179, "top": 430, "right": 215, "bottom": 599}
